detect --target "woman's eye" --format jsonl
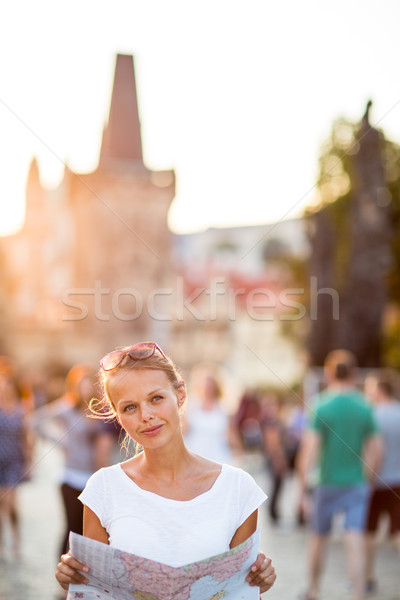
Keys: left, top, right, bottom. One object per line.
{"left": 152, "top": 396, "right": 162, "bottom": 402}
{"left": 124, "top": 405, "right": 136, "bottom": 412}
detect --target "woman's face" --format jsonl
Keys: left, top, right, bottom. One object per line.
{"left": 203, "top": 377, "right": 219, "bottom": 399}
{"left": 78, "top": 375, "right": 95, "bottom": 403}
{"left": 109, "top": 368, "right": 185, "bottom": 450}
{"left": 364, "top": 376, "right": 378, "bottom": 402}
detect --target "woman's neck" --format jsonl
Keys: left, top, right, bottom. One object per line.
{"left": 328, "top": 380, "right": 354, "bottom": 391}
{"left": 136, "top": 439, "right": 195, "bottom": 482}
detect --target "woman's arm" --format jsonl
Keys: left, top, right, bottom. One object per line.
{"left": 55, "top": 506, "right": 109, "bottom": 590}
{"left": 230, "top": 510, "right": 276, "bottom": 594}
{"left": 30, "top": 398, "right": 68, "bottom": 443}
{"left": 230, "top": 510, "right": 258, "bottom": 548}
{"left": 83, "top": 505, "right": 110, "bottom": 543}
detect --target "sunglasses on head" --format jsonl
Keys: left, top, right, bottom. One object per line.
{"left": 100, "top": 342, "right": 168, "bottom": 372}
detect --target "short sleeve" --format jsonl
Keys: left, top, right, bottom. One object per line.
{"left": 78, "top": 468, "right": 107, "bottom": 527}
{"left": 309, "top": 392, "right": 325, "bottom": 433}
{"left": 236, "top": 468, "right": 267, "bottom": 526}
{"left": 312, "top": 408, "right": 324, "bottom": 432}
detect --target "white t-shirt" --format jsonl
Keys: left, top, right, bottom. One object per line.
{"left": 184, "top": 403, "right": 232, "bottom": 464}
{"left": 79, "top": 462, "right": 266, "bottom": 567}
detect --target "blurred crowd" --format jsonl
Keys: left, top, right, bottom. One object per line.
{"left": 0, "top": 357, "right": 121, "bottom": 559}
{"left": 0, "top": 351, "right": 399, "bottom": 599}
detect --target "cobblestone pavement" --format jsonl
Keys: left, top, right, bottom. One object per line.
{"left": 0, "top": 445, "right": 399, "bottom": 600}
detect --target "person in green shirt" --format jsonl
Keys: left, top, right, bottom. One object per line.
{"left": 297, "top": 350, "right": 383, "bottom": 600}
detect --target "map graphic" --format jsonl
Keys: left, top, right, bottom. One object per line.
{"left": 66, "top": 530, "right": 260, "bottom": 600}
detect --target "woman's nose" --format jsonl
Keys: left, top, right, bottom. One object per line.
{"left": 140, "top": 404, "right": 154, "bottom": 421}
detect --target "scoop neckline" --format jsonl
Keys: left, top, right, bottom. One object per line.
{"left": 116, "top": 462, "right": 226, "bottom": 504}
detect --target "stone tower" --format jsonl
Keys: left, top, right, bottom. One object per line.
{"left": 1, "top": 54, "right": 175, "bottom": 369}
{"left": 99, "top": 53, "right": 143, "bottom": 165}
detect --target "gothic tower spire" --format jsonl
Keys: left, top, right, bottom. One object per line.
{"left": 99, "top": 54, "right": 143, "bottom": 166}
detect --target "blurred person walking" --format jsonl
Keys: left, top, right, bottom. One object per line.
{"left": 0, "top": 360, "right": 33, "bottom": 557}
{"left": 363, "top": 368, "right": 400, "bottom": 593}
{"left": 260, "top": 393, "right": 306, "bottom": 526}
{"left": 260, "top": 393, "right": 288, "bottom": 525}
{"left": 183, "top": 374, "right": 240, "bottom": 464}
{"left": 235, "top": 390, "right": 263, "bottom": 451}
{"left": 31, "top": 363, "right": 115, "bottom": 555}
{"left": 297, "top": 350, "right": 383, "bottom": 600}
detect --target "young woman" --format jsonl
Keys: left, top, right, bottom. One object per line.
{"left": 183, "top": 374, "right": 240, "bottom": 464}
{"left": 55, "top": 342, "right": 276, "bottom": 595}
{"left": 32, "top": 364, "right": 115, "bottom": 555}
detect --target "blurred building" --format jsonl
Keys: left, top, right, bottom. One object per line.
{"left": 0, "top": 54, "right": 175, "bottom": 368}
{"left": 171, "top": 221, "right": 308, "bottom": 389}
{"left": 0, "top": 53, "right": 307, "bottom": 391}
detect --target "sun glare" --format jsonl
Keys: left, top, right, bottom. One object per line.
{"left": 0, "top": 177, "right": 26, "bottom": 237}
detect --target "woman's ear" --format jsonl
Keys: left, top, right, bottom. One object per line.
{"left": 177, "top": 381, "right": 187, "bottom": 407}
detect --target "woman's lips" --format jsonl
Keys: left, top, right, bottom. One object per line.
{"left": 141, "top": 424, "right": 163, "bottom": 436}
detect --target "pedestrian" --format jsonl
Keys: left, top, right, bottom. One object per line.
{"left": 0, "top": 360, "right": 33, "bottom": 558}
{"left": 363, "top": 368, "right": 400, "bottom": 593}
{"left": 55, "top": 342, "right": 276, "bottom": 595}
{"left": 32, "top": 363, "right": 115, "bottom": 555}
{"left": 234, "top": 389, "right": 262, "bottom": 451}
{"left": 297, "top": 350, "right": 383, "bottom": 600}
{"left": 260, "top": 393, "right": 307, "bottom": 526}
{"left": 260, "top": 392, "right": 289, "bottom": 525}
{"left": 286, "top": 397, "right": 309, "bottom": 525}
{"left": 183, "top": 373, "right": 240, "bottom": 464}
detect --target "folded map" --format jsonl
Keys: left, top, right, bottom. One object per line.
{"left": 67, "top": 529, "right": 260, "bottom": 600}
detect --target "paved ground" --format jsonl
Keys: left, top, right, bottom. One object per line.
{"left": 0, "top": 443, "right": 399, "bottom": 600}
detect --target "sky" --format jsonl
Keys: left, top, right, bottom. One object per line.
{"left": 1, "top": 0, "right": 400, "bottom": 235}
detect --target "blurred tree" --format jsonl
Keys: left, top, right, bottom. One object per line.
{"left": 306, "top": 101, "right": 399, "bottom": 368}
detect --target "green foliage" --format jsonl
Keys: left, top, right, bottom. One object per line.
{"left": 384, "top": 141, "right": 400, "bottom": 304}
{"left": 382, "top": 309, "right": 400, "bottom": 369}
{"left": 307, "top": 118, "right": 360, "bottom": 293}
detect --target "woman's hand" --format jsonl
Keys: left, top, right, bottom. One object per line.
{"left": 246, "top": 552, "right": 276, "bottom": 594}
{"left": 55, "top": 551, "right": 90, "bottom": 591}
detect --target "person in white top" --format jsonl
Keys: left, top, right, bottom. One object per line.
{"left": 55, "top": 342, "right": 276, "bottom": 595}
{"left": 31, "top": 363, "right": 115, "bottom": 556}
{"left": 183, "top": 374, "right": 239, "bottom": 464}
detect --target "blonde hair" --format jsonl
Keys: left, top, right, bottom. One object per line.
{"left": 90, "top": 348, "right": 184, "bottom": 454}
